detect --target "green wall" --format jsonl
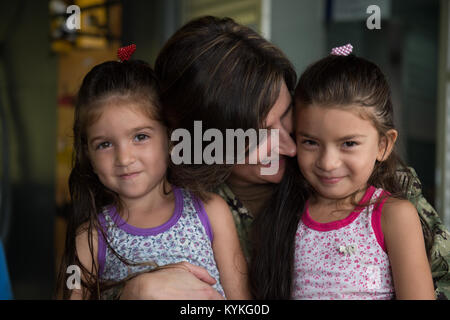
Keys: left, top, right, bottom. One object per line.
{"left": 0, "top": 0, "right": 57, "bottom": 299}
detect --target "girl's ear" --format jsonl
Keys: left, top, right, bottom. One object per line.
{"left": 376, "top": 129, "right": 398, "bottom": 162}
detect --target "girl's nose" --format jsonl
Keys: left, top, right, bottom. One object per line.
{"left": 316, "top": 148, "right": 341, "bottom": 172}
{"left": 115, "top": 145, "right": 136, "bottom": 167}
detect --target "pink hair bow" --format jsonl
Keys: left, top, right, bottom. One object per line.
{"left": 330, "top": 44, "right": 353, "bottom": 56}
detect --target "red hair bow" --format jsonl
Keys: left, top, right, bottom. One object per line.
{"left": 117, "top": 44, "right": 136, "bottom": 62}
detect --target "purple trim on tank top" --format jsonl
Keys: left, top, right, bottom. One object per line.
{"left": 96, "top": 187, "right": 212, "bottom": 277}
{"left": 192, "top": 195, "right": 214, "bottom": 242}
{"left": 97, "top": 213, "right": 107, "bottom": 278}
{"left": 97, "top": 188, "right": 182, "bottom": 278}
{"left": 106, "top": 187, "right": 183, "bottom": 236}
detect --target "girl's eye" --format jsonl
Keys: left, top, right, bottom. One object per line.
{"left": 343, "top": 141, "right": 358, "bottom": 148}
{"left": 96, "top": 141, "right": 112, "bottom": 150}
{"left": 301, "top": 139, "right": 318, "bottom": 147}
{"left": 134, "top": 133, "right": 149, "bottom": 142}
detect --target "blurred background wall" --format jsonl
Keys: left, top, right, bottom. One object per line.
{"left": 0, "top": 0, "right": 446, "bottom": 299}
{"left": 0, "top": 0, "right": 57, "bottom": 298}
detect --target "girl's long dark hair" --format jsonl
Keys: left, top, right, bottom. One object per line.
{"left": 250, "top": 157, "right": 308, "bottom": 299}
{"left": 250, "top": 54, "right": 410, "bottom": 299}
{"left": 56, "top": 60, "right": 164, "bottom": 299}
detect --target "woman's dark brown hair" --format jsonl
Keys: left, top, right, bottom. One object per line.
{"left": 154, "top": 16, "right": 297, "bottom": 199}
{"left": 250, "top": 54, "right": 409, "bottom": 299}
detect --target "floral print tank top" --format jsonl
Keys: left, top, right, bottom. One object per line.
{"left": 293, "top": 186, "right": 395, "bottom": 300}
{"left": 97, "top": 187, "right": 225, "bottom": 297}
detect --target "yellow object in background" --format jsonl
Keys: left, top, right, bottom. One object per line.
{"left": 50, "top": 0, "right": 122, "bottom": 52}
{"left": 76, "top": 0, "right": 108, "bottom": 49}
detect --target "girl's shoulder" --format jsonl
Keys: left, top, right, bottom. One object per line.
{"left": 202, "top": 192, "right": 231, "bottom": 217}
{"left": 370, "top": 186, "right": 416, "bottom": 217}
{"left": 74, "top": 221, "right": 99, "bottom": 274}
{"left": 382, "top": 196, "right": 417, "bottom": 215}
{"left": 176, "top": 187, "right": 231, "bottom": 222}
{"left": 179, "top": 186, "right": 229, "bottom": 213}
{"left": 200, "top": 192, "right": 234, "bottom": 230}
{"left": 380, "top": 196, "right": 420, "bottom": 235}
{"left": 76, "top": 221, "right": 100, "bottom": 241}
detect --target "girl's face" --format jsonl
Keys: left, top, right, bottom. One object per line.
{"left": 295, "top": 104, "right": 391, "bottom": 202}
{"left": 86, "top": 99, "right": 168, "bottom": 204}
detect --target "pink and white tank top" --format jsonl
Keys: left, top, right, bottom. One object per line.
{"left": 293, "top": 186, "right": 395, "bottom": 300}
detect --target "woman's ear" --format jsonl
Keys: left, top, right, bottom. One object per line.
{"left": 376, "top": 129, "right": 398, "bottom": 162}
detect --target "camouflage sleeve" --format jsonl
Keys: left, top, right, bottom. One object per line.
{"left": 398, "top": 167, "right": 450, "bottom": 299}
{"left": 215, "top": 183, "right": 253, "bottom": 262}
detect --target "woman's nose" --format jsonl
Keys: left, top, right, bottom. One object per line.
{"left": 278, "top": 108, "right": 297, "bottom": 157}
{"left": 278, "top": 128, "right": 297, "bottom": 157}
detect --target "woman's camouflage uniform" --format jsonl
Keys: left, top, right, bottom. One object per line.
{"left": 215, "top": 167, "right": 450, "bottom": 300}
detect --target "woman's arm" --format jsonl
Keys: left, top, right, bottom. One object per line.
{"left": 204, "top": 194, "right": 251, "bottom": 299}
{"left": 119, "top": 262, "right": 225, "bottom": 300}
{"left": 382, "top": 198, "right": 435, "bottom": 299}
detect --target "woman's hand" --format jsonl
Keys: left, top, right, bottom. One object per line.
{"left": 120, "top": 262, "right": 224, "bottom": 300}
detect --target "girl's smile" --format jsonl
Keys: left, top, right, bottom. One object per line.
{"left": 118, "top": 171, "right": 142, "bottom": 180}
{"left": 317, "top": 175, "right": 345, "bottom": 185}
